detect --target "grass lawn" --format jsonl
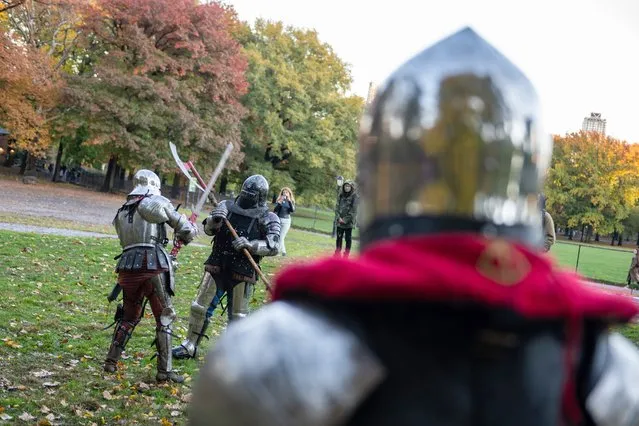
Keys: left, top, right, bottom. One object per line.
{"left": 0, "top": 229, "right": 330, "bottom": 425}
{"left": 0, "top": 228, "right": 638, "bottom": 424}
{"left": 550, "top": 241, "right": 632, "bottom": 285}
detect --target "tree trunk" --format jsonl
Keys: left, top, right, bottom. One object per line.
{"left": 128, "top": 169, "right": 135, "bottom": 180}
{"left": 611, "top": 230, "right": 617, "bottom": 246}
{"left": 636, "top": 232, "right": 639, "bottom": 247}
{"left": 19, "top": 151, "right": 30, "bottom": 175}
{"left": 618, "top": 235, "right": 623, "bottom": 246}
{"left": 116, "top": 165, "right": 125, "bottom": 190}
{"left": 219, "top": 171, "right": 228, "bottom": 194}
{"left": 112, "top": 163, "right": 121, "bottom": 190}
{"left": 52, "top": 140, "right": 64, "bottom": 182}
{"left": 101, "top": 156, "right": 117, "bottom": 192}
{"left": 568, "top": 228, "right": 573, "bottom": 240}
{"left": 580, "top": 225, "right": 585, "bottom": 242}
{"left": 171, "top": 172, "right": 181, "bottom": 199}
{"left": 595, "top": 233, "right": 600, "bottom": 242}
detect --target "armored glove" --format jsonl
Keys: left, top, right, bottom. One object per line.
{"left": 232, "top": 236, "right": 254, "bottom": 253}
{"left": 211, "top": 203, "right": 229, "bottom": 220}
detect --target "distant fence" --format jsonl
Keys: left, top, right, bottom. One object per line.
{"left": 553, "top": 240, "right": 633, "bottom": 286}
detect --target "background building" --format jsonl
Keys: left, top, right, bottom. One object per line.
{"left": 366, "top": 82, "right": 378, "bottom": 106}
{"left": 582, "top": 112, "right": 607, "bottom": 135}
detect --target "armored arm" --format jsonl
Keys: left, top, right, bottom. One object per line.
{"left": 584, "top": 332, "right": 639, "bottom": 426}
{"left": 138, "top": 195, "right": 197, "bottom": 244}
{"left": 231, "top": 212, "right": 281, "bottom": 256}
{"left": 203, "top": 200, "right": 229, "bottom": 236}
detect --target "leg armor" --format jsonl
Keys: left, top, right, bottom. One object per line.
{"left": 172, "top": 270, "right": 219, "bottom": 359}
{"left": 228, "top": 282, "right": 253, "bottom": 322}
{"left": 148, "top": 273, "right": 183, "bottom": 383}
{"left": 104, "top": 316, "right": 137, "bottom": 373}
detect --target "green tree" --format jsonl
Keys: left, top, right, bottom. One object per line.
{"left": 236, "top": 20, "right": 363, "bottom": 206}
{"left": 545, "top": 131, "right": 639, "bottom": 242}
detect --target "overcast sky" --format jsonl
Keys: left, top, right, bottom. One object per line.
{"left": 227, "top": 0, "right": 639, "bottom": 142}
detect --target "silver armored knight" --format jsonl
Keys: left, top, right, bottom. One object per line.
{"left": 172, "top": 174, "right": 281, "bottom": 359}
{"left": 104, "top": 169, "right": 198, "bottom": 383}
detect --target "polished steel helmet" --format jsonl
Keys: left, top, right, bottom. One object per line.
{"left": 129, "top": 169, "right": 161, "bottom": 196}
{"left": 357, "top": 27, "right": 552, "bottom": 249}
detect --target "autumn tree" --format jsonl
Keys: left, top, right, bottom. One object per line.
{"left": 236, "top": 20, "right": 364, "bottom": 206}
{"left": 62, "top": 0, "right": 248, "bottom": 191}
{"left": 545, "top": 131, "right": 639, "bottom": 242}
{"left": 0, "top": 30, "right": 61, "bottom": 160}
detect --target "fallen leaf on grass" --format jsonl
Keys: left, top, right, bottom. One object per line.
{"left": 60, "top": 400, "right": 68, "bottom": 407}
{"left": 7, "top": 385, "right": 28, "bottom": 391}
{"left": 102, "top": 391, "right": 113, "bottom": 400}
{"left": 180, "top": 393, "right": 192, "bottom": 403}
{"left": 72, "top": 239, "right": 86, "bottom": 246}
{"left": 0, "top": 413, "right": 13, "bottom": 421}
{"left": 43, "top": 381, "right": 60, "bottom": 387}
{"left": 46, "top": 414, "right": 55, "bottom": 421}
{"left": 160, "top": 418, "right": 173, "bottom": 426}
{"left": 33, "top": 370, "right": 54, "bottom": 378}
{"left": 170, "top": 411, "right": 180, "bottom": 417}
{"left": 18, "top": 412, "right": 36, "bottom": 421}
{"left": 136, "top": 382, "right": 150, "bottom": 391}
{"left": 3, "top": 339, "right": 22, "bottom": 349}
{"left": 38, "top": 418, "right": 52, "bottom": 426}
{"left": 40, "top": 405, "right": 51, "bottom": 414}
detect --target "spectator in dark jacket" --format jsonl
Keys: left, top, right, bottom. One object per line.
{"left": 335, "top": 180, "right": 358, "bottom": 258}
{"left": 274, "top": 187, "right": 295, "bottom": 256}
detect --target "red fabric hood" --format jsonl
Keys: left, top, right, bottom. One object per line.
{"left": 273, "top": 234, "right": 638, "bottom": 322}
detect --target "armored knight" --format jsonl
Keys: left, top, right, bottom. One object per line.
{"left": 104, "top": 169, "right": 197, "bottom": 383}
{"left": 190, "top": 28, "right": 639, "bottom": 426}
{"left": 172, "top": 174, "right": 281, "bottom": 359}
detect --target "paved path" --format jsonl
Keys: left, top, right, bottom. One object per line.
{"left": 0, "top": 223, "right": 208, "bottom": 248}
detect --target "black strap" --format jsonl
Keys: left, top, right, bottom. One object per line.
{"left": 360, "top": 216, "right": 540, "bottom": 249}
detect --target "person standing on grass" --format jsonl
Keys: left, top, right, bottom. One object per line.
{"left": 539, "top": 193, "right": 556, "bottom": 252}
{"left": 104, "top": 169, "right": 198, "bottom": 383}
{"left": 274, "top": 187, "right": 295, "bottom": 257}
{"left": 334, "top": 179, "right": 358, "bottom": 258}
{"left": 190, "top": 27, "right": 639, "bottom": 426}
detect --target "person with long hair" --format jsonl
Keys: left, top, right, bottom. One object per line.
{"left": 274, "top": 187, "right": 295, "bottom": 256}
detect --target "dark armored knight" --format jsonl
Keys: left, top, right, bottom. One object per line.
{"left": 173, "top": 174, "right": 281, "bottom": 359}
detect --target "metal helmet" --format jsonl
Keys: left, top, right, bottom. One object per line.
{"left": 357, "top": 27, "right": 552, "bottom": 250}
{"left": 237, "top": 175, "right": 269, "bottom": 209}
{"left": 129, "top": 169, "right": 161, "bottom": 196}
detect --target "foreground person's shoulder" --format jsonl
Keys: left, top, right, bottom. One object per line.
{"left": 189, "top": 301, "right": 386, "bottom": 426}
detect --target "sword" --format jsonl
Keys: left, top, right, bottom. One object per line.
{"left": 170, "top": 143, "right": 233, "bottom": 258}
{"left": 169, "top": 143, "right": 273, "bottom": 291}
{"left": 169, "top": 142, "right": 205, "bottom": 192}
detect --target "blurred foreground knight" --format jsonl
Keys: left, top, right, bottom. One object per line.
{"left": 190, "top": 28, "right": 639, "bottom": 425}
{"left": 104, "top": 170, "right": 197, "bottom": 383}
{"left": 172, "top": 175, "right": 280, "bottom": 359}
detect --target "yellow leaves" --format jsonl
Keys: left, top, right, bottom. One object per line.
{"left": 3, "top": 338, "right": 22, "bottom": 348}
{"left": 160, "top": 418, "right": 173, "bottom": 426}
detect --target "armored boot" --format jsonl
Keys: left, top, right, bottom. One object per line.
{"left": 104, "top": 343, "right": 123, "bottom": 373}
{"left": 172, "top": 318, "right": 210, "bottom": 360}
{"left": 156, "top": 326, "right": 184, "bottom": 383}
{"left": 104, "top": 319, "right": 134, "bottom": 373}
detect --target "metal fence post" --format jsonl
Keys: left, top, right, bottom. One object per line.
{"left": 575, "top": 244, "right": 582, "bottom": 272}
{"left": 312, "top": 206, "right": 318, "bottom": 230}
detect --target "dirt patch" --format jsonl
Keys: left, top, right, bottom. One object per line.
{"left": 0, "top": 176, "right": 123, "bottom": 225}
